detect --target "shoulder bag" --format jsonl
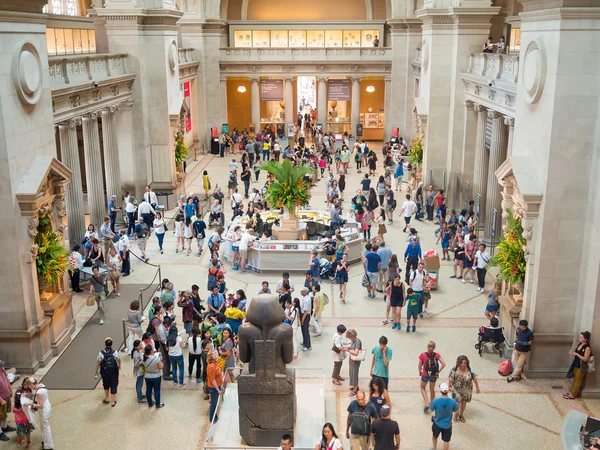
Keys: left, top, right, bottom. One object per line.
{"left": 350, "top": 340, "right": 366, "bottom": 361}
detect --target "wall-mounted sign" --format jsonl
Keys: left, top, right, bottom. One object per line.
{"left": 328, "top": 79, "right": 351, "bottom": 101}
{"left": 260, "top": 79, "right": 283, "bottom": 101}
{"left": 183, "top": 81, "right": 192, "bottom": 133}
{"left": 392, "top": 127, "right": 399, "bottom": 138}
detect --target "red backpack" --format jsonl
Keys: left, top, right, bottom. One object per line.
{"left": 498, "top": 359, "right": 512, "bottom": 376}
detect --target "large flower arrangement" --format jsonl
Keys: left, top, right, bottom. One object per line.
{"left": 258, "top": 160, "right": 312, "bottom": 218}
{"left": 35, "top": 216, "right": 70, "bottom": 290}
{"left": 408, "top": 137, "right": 423, "bottom": 166}
{"left": 174, "top": 133, "right": 189, "bottom": 171}
{"left": 489, "top": 210, "right": 526, "bottom": 285}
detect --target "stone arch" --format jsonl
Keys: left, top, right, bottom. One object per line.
{"left": 235, "top": 0, "right": 375, "bottom": 20}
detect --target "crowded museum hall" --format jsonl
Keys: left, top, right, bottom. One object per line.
{"left": 0, "top": 0, "right": 599, "bottom": 449}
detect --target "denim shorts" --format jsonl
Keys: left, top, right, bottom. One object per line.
{"left": 337, "top": 272, "right": 348, "bottom": 283}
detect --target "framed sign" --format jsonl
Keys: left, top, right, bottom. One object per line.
{"left": 260, "top": 79, "right": 283, "bottom": 101}
{"left": 328, "top": 79, "right": 351, "bottom": 101}
{"left": 365, "top": 113, "right": 379, "bottom": 128}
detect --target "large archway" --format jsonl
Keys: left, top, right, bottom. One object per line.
{"left": 224, "top": 0, "right": 389, "bottom": 20}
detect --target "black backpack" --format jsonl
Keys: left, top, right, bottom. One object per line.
{"left": 425, "top": 353, "right": 440, "bottom": 377}
{"left": 100, "top": 349, "right": 118, "bottom": 373}
{"left": 350, "top": 405, "right": 370, "bottom": 435}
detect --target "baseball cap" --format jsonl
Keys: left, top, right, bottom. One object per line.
{"left": 380, "top": 405, "right": 391, "bottom": 417}
{"left": 439, "top": 382, "right": 449, "bottom": 393}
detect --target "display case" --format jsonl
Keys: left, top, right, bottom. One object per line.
{"left": 234, "top": 31, "right": 253, "bottom": 47}
{"left": 361, "top": 30, "right": 378, "bottom": 47}
{"left": 307, "top": 30, "right": 325, "bottom": 48}
{"left": 325, "top": 30, "right": 342, "bottom": 48}
{"left": 270, "top": 30, "right": 288, "bottom": 47}
{"left": 289, "top": 30, "right": 306, "bottom": 47}
{"left": 252, "top": 30, "right": 270, "bottom": 47}
{"left": 343, "top": 30, "right": 362, "bottom": 47}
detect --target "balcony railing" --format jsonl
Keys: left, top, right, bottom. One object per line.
{"left": 220, "top": 47, "right": 392, "bottom": 63}
{"left": 49, "top": 53, "right": 130, "bottom": 88}
{"left": 466, "top": 52, "right": 519, "bottom": 83}
{"left": 178, "top": 48, "right": 196, "bottom": 65}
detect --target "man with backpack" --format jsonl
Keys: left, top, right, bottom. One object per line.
{"left": 346, "top": 390, "right": 378, "bottom": 450}
{"left": 94, "top": 337, "right": 121, "bottom": 407}
{"left": 404, "top": 240, "right": 422, "bottom": 284}
{"left": 409, "top": 263, "right": 427, "bottom": 317}
{"left": 418, "top": 341, "right": 447, "bottom": 413}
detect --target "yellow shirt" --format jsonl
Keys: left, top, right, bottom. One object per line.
{"left": 314, "top": 292, "right": 325, "bottom": 313}
{"left": 203, "top": 174, "right": 210, "bottom": 191}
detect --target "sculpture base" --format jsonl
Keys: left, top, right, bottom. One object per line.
{"left": 272, "top": 218, "right": 301, "bottom": 240}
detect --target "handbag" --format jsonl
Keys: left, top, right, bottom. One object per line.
{"left": 332, "top": 345, "right": 341, "bottom": 354}
{"left": 110, "top": 269, "right": 121, "bottom": 281}
{"left": 350, "top": 350, "right": 367, "bottom": 361}
{"left": 87, "top": 295, "right": 96, "bottom": 306}
{"left": 361, "top": 272, "right": 370, "bottom": 287}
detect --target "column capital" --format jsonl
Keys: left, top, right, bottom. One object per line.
{"left": 101, "top": 105, "right": 119, "bottom": 115}
{"left": 464, "top": 99, "right": 475, "bottom": 111}
{"left": 83, "top": 112, "right": 100, "bottom": 120}
{"left": 473, "top": 103, "right": 486, "bottom": 112}
{"left": 57, "top": 118, "right": 81, "bottom": 129}
{"left": 351, "top": 77, "right": 362, "bottom": 83}
{"left": 504, "top": 116, "right": 515, "bottom": 127}
{"left": 487, "top": 109, "right": 501, "bottom": 120}
{"left": 249, "top": 76, "right": 260, "bottom": 83}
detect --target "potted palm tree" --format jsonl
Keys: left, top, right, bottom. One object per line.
{"left": 489, "top": 210, "right": 526, "bottom": 295}
{"left": 35, "top": 216, "right": 70, "bottom": 296}
{"left": 258, "top": 159, "right": 312, "bottom": 239}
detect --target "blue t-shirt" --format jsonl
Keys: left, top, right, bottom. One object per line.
{"left": 371, "top": 346, "right": 392, "bottom": 378}
{"left": 311, "top": 258, "right": 321, "bottom": 277}
{"left": 430, "top": 397, "right": 459, "bottom": 429}
{"left": 365, "top": 252, "right": 381, "bottom": 273}
{"left": 208, "top": 293, "right": 225, "bottom": 311}
{"left": 193, "top": 220, "right": 207, "bottom": 239}
{"left": 184, "top": 203, "right": 195, "bottom": 218}
{"left": 361, "top": 179, "right": 371, "bottom": 191}
{"left": 108, "top": 200, "right": 116, "bottom": 215}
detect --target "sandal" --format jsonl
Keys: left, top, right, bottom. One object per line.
{"left": 332, "top": 380, "right": 342, "bottom": 385}
{"left": 102, "top": 400, "right": 110, "bottom": 404}
{"left": 348, "top": 392, "right": 357, "bottom": 397}
{"left": 563, "top": 394, "right": 576, "bottom": 400}
{"left": 459, "top": 416, "right": 466, "bottom": 423}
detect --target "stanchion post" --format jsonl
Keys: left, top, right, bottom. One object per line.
{"left": 138, "top": 288, "right": 143, "bottom": 312}
{"left": 121, "top": 319, "right": 127, "bottom": 353}
{"left": 158, "top": 265, "right": 162, "bottom": 290}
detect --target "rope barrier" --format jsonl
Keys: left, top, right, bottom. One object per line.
{"left": 128, "top": 249, "right": 160, "bottom": 267}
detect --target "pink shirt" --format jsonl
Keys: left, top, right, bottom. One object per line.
{"left": 419, "top": 351, "right": 441, "bottom": 377}
{"left": 12, "top": 407, "right": 28, "bottom": 425}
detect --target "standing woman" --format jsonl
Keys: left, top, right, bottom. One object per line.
{"left": 368, "top": 151, "right": 377, "bottom": 176}
{"left": 389, "top": 276, "right": 406, "bottom": 330}
{"left": 174, "top": 214, "right": 185, "bottom": 254}
{"left": 231, "top": 226, "right": 242, "bottom": 271}
{"left": 131, "top": 340, "right": 146, "bottom": 403}
{"left": 23, "top": 378, "right": 53, "bottom": 450}
{"left": 368, "top": 188, "right": 379, "bottom": 214}
{"left": 451, "top": 234, "right": 465, "bottom": 279}
{"left": 254, "top": 153, "right": 262, "bottom": 182}
{"left": 285, "top": 298, "right": 302, "bottom": 359}
{"left": 167, "top": 324, "right": 186, "bottom": 386}
{"left": 106, "top": 248, "right": 122, "bottom": 297}
{"left": 219, "top": 328, "right": 236, "bottom": 384}
{"left": 369, "top": 376, "right": 392, "bottom": 417}
{"left": 314, "top": 423, "right": 343, "bottom": 450}
{"left": 376, "top": 208, "right": 387, "bottom": 240}
{"left": 203, "top": 170, "right": 211, "bottom": 199}
{"left": 153, "top": 211, "right": 166, "bottom": 254}
{"left": 448, "top": 355, "right": 480, "bottom": 422}
{"left": 346, "top": 329, "right": 363, "bottom": 397}
{"left": 143, "top": 345, "right": 165, "bottom": 408}
{"left": 377, "top": 176, "right": 386, "bottom": 206}
{"left": 187, "top": 327, "right": 203, "bottom": 384}
{"left": 564, "top": 331, "right": 593, "bottom": 399}
{"left": 388, "top": 254, "right": 401, "bottom": 281}
{"left": 69, "top": 244, "right": 84, "bottom": 293}
{"left": 336, "top": 254, "right": 349, "bottom": 304}
{"left": 338, "top": 174, "right": 346, "bottom": 200}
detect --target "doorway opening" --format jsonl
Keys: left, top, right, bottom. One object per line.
{"left": 297, "top": 76, "right": 316, "bottom": 136}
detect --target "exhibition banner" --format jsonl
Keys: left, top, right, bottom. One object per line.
{"left": 328, "top": 79, "right": 351, "bottom": 101}
{"left": 260, "top": 79, "right": 283, "bottom": 101}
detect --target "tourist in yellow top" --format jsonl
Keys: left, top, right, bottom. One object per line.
{"left": 202, "top": 170, "right": 210, "bottom": 199}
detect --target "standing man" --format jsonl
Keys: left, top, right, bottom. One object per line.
{"left": 508, "top": 320, "right": 534, "bottom": 383}
{"left": 94, "top": 337, "right": 121, "bottom": 407}
{"left": 89, "top": 266, "right": 107, "bottom": 325}
{"left": 399, "top": 193, "right": 417, "bottom": 233}
{"left": 346, "top": 390, "right": 378, "bottom": 450}
{"left": 370, "top": 336, "right": 392, "bottom": 389}
{"left": 246, "top": 138, "right": 255, "bottom": 168}
{"left": 376, "top": 240, "right": 392, "bottom": 294}
{"left": 427, "top": 383, "right": 459, "bottom": 450}
{"left": 0, "top": 361, "right": 15, "bottom": 442}
{"left": 118, "top": 229, "right": 130, "bottom": 277}
{"left": 425, "top": 185, "right": 435, "bottom": 221}
{"left": 100, "top": 216, "right": 115, "bottom": 259}
{"left": 133, "top": 218, "right": 150, "bottom": 263}
{"left": 332, "top": 324, "right": 347, "bottom": 385}
{"left": 385, "top": 186, "right": 395, "bottom": 224}
{"left": 404, "top": 240, "right": 422, "bottom": 284}
{"left": 474, "top": 243, "right": 491, "bottom": 293}
{"left": 144, "top": 185, "right": 158, "bottom": 210}
{"left": 157, "top": 317, "right": 173, "bottom": 381}
{"left": 107, "top": 195, "right": 121, "bottom": 234}
{"left": 409, "top": 262, "right": 427, "bottom": 317}
{"left": 238, "top": 226, "right": 255, "bottom": 273}
{"left": 300, "top": 287, "right": 313, "bottom": 351}
{"left": 190, "top": 285, "right": 204, "bottom": 329}
{"left": 371, "top": 405, "right": 400, "bottom": 450}
{"left": 364, "top": 244, "right": 382, "bottom": 299}
{"left": 207, "top": 286, "right": 225, "bottom": 317}
{"left": 137, "top": 197, "right": 156, "bottom": 230}
{"left": 340, "top": 146, "right": 351, "bottom": 174}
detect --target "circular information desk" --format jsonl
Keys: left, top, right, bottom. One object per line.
{"left": 221, "top": 210, "right": 363, "bottom": 273}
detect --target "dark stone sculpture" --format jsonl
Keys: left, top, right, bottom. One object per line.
{"left": 238, "top": 294, "right": 296, "bottom": 446}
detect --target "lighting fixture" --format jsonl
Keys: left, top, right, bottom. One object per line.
{"left": 237, "top": 86, "right": 246, "bottom": 93}
{"left": 366, "top": 85, "right": 375, "bottom": 93}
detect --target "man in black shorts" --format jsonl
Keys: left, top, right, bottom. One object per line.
{"left": 427, "top": 382, "right": 458, "bottom": 450}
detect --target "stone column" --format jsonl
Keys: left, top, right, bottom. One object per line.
{"left": 383, "top": 75, "right": 392, "bottom": 142}
{"left": 504, "top": 116, "right": 515, "bottom": 157}
{"left": 351, "top": 77, "right": 361, "bottom": 138}
{"left": 317, "top": 77, "right": 327, "bottom": 127}
{"left": 483, "top": 110, "right": 507, "bottom": 245}
{"left": 472, "top": 104, "right": 489, "bottom": 228}
{"left": 101, "top": 107, "right": 122, "bottom": 224}
{"left": 82, "top": 113, "right": 106, "bottom": 228}
{"left": 460, "top": 100, "right": 478, "bottom": 208}
{"left": 220, "top": 75, "right": 228, "bottom": 127}
{"left": 58, "top": 119, "right": 86, "bottom": 245}
{"left": 284, "top": 77, "right": 294, "bottom": 127}
{"left": 250, "top": 77, "right": 260, "bottom": 130}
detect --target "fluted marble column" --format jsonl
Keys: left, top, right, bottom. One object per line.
{"left": 101, "top": 107, "right": 122, "bottom": 223}
{"left": 82, "top": 113, "right": 106, "bottom": 228}
{"left": 472, "top": 103, "right": 489, "bottom": 227}
{"left": 250, "top": 77, "right": 260, "bottom": 130}
{"left": 483, "top": 110, "right": 508, "bottom": 244}
{"left": 220, "top": 75, "right": 228, "bottom": 126}
{"left": 284, "top": 77, "right": 294, "bottom": 126}
{"left": 58, "top": 119, "right": 86, "bottom": 245}
{"left": 505, "top": 116, "right": 515, "bottom": 157}
{"left": 317, "top": 77, "right": 327, "bottom": 127}
{"left": 351, "top": 77, "right": 361, "bottom": 137}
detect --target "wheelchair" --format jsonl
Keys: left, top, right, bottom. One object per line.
{"left": 475, "top": 326, "right": 505, "bottom": 357}
{"left": 208, "top": 211, "right": 225, "bottom": 227}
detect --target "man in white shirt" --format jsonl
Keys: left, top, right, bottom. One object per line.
{"left": 231, "top": 189, "right": 243, "bottom": 211}
{"left": 277, "top": 434, "right": 293, "bottom": 450}
{"left": 238, "top": 227, "right": 255, "bottom": 273}
{"left": 399, "top": 193, "right": 417, "bottom": 233}
{"left": 410, "top": 262, "right": 426, "bottom": 316}
{"left": 276, "top": 272, "right": 295, "bottom": 293}
{"left": 118, "top": 229, "right": 131, "bottom": 276}
{"left": 137, "top": 199, "right": 156, "bottom": 229}
{"left": 143, "top": 185, "right": 158, "bottom": 208}
{"left": 300, "top": 287, "right": 312, "bottom": 351}
{"left": 474, "top": 243, "right": 491, "bottom": 293}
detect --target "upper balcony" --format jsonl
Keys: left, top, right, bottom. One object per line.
{"left": 219, "top": 47, "right": 392, "bottom": 64}
{"left": 461, "top": 52, "right": 519, "bottom": 117}
{"left": 178, "top": 48, "right": 199, "bottom": 81}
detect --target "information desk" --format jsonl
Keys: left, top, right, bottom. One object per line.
{"left": 221, "top": 211, "right": 362, "bottom": 273}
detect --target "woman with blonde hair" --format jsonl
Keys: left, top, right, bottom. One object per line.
{"left": 106, "top": 248, "right": 122, "bottom": 296}
{"left": 22, "top": 377, "right": 53, "bottom": 450}
{"left": 346, "top": 329, "right": 363, "bottom": 396}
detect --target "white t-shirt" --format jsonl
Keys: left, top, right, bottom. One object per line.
{"left": 118, "top": 234, "right": 130, "bottom": 252}
{"left": 153, "top": 218, "right": 165, "bottom": 234}
{"left": 401, "top": 200, "right": 417, "bottom": 217}
{"left": 332, "top": 333, "right": 345, "bottom": 361}
{"left": 239, "top": 232, "right": 255, "bottom": 251}
{"left": 168, "top": 336, "right": 183, "bottom": 357}
{"left": 319, "top": 438, "right": 342, "bottom": 450}
{"left": 231, "top": 193, "right": 243, "bottom": 208}
{"left": 301, "top": 294, "right": 312, "bottom": 314}
{"left": 277, "top": 278, "right": 295, "bottom": 292}
{"left": 475, "top": 250, "right": 491, "bottom": 269}
{"left": 187, "top": 336, "right": 203, "bottom": 355}
{"left": 411, "top": 269, "right": 425, "bottom": 291}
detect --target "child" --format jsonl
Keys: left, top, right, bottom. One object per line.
{"left": 436, "top": 222, "right": 451, "bottom": 261}
{"left": 383, "top": 279, "right": 393, "bottom": 326}
{"left": 318, "top": 155, "right": 327, "bottom": 178}
{"left": 201, "top": 338, "right": 213, "bottom": 400}
{"left": 13, "top": 389, "right": 33, "bottom": 448}
{"left": 406, "top": 287, "right": 419, "bottom": 332}
{"left": 202, "top": 170, "right": 210, "bottom": 199}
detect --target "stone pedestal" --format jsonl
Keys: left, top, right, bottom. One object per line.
{"left": 272, "top": 218, "right": 301, "bottom": 240}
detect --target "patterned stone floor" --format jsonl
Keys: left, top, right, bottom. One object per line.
{"left": 7, "top": 151, "right": 594, "bottom": 449}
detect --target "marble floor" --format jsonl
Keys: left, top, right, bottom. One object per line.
{"left": 6, "top": 151, "right": 594, "bottom": 449}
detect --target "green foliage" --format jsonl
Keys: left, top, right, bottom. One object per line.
{"left": 408, "top": 137, "right": 423, "bottom": 165}
{"left": 257, "top": 160, "right": 312, "bottom": 214}
{"left": 35, "top": 216, "right": 70, "bottom": 288}
{"left": 489, "top": 210, "right": 526, "bottom": 284}
{"left": 174, "top": 133, "right": 189, "bottom": 169}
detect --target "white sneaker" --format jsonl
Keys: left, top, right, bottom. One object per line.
{"left": 99, "top": 319, "right": 105, "bottom": 325}
{"left": 462, "top": 279, "right": 466, "bottom": 284}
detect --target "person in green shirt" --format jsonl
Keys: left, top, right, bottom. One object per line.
{"left": 406, "top": 287, "right": 420, "bottom": 332}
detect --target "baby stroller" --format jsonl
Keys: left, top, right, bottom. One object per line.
{"left": 319, "top": 258, "right": 337, "bottom": 283}
{"left": 475, "top": 326, "right": 505, "bottom": 357}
